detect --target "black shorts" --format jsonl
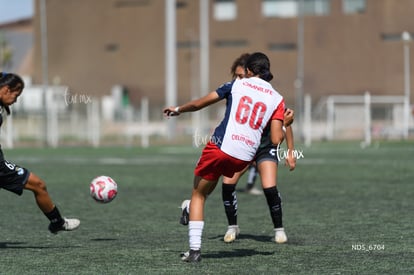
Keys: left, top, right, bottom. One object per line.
{"left": 0, "top": 159, "right": 30, "bottom": 196}
{"left": 255, "top": 143, "right": 280, "bottom": 165}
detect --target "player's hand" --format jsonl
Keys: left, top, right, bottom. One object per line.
{"left": 163, "top": 107, "right": 180, "bottom": 117}
{"left": 284, "top": 108, "right": 294, "bottom": 127}
{"left": 285, "top": 150, "right": 296, "bottom": 171}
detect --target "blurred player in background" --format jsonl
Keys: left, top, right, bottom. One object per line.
{"left": 164, "top": 52, "right": 286, "bottom": 263}
{"left": 240, "top": 165, "right": 262, "bottom": 194}
{"left": 0, "top": 72, "right": 80, "bottom": 234}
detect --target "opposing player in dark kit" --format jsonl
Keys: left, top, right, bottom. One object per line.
{"left": 0, "top": 72, "right": 80, "bottom": 234}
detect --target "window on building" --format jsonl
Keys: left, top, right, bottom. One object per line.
{"left": 342, "top": 0, "right": 366, "bottom": 14}
{"left": 114, "top": 0, "right": 150, "bottom": 8}
{"left": 105, "top": 43, "right": 119, "bottom": 52}
{"left": 214, "top": 0, "right": 237, "bottom": 21}
{"left": 381, "top": 32, "right": 414, "bottom": 42}
{"left": 269, "top": 42, "right": 296, "bottom": 51}
{"left": 303, "top": 0, "right": 330, "bottom": 15}
{"left": 177, "top": 41, "right": 199, "bottom": 49}
{"left": 262, "top": 0, "right": 330, "bottom": 18}
{"left": 176, "top": 1, "right": 188, "bottom": 9}
{"left": 262, "top": 0, "right": 297, "bottom": 18}
{"left": 214, "top": 39, "right": 247, "bottom": 47}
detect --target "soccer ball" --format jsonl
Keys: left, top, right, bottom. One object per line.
{"left": 90, "top": 176, "right": 118, "bottom": 203}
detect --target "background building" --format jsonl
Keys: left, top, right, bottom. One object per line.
{"left": 0, "top": 18, "right": 33, "bottom": 75}
{"left": 2, "top": 0, "right": 414, "bottom": 146}
{"left": 31, "top": 0, "right": 414, "bottom": 113}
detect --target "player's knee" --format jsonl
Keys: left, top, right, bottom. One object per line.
{"left": 34, "top": 179, "right": 47, "bottom": 193}
{"left": 36, "top": 179, "right": 47, "bottom": 192}
{"left": 26, "top": 174, "right": 48, "bottom": 193}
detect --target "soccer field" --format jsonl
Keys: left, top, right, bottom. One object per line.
{"left": 0, "top": 141, "right": 413, "bottom": 274}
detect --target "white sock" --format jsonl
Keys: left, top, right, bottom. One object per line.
{"left": 188, "top": 221, "right": 204, "bottom": 251}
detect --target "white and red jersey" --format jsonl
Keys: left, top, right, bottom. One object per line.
{"left": 212, "top": 77, "right": 285, "bottom": 161}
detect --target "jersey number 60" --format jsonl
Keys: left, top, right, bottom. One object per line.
{"left": 235, "top": 96, "right": 267, "bottom": 130}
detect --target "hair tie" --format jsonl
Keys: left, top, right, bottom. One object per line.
{"left": 1, "top": 72, "right": 7, "bottom": 78}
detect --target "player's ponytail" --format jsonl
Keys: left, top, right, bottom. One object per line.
{"left": 245, "top": 52, "right": 274, "bottom": 82}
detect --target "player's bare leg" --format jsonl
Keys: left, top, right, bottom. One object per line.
{"left": 24, "top": 173, "right": 54, "bottom": 213}
{"left": 24, "top": 172, "right": 80, "bottom": 234}
{"left": 182, "top": 176, "right": 218, "bottom": 262}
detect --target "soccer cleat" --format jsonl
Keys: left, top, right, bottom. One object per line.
{"left": 223, "top": 225, "right": 240, "bottom": 243}
{"left": 274, "top": 227, "right": 288, "bottom": 243}
{"left": 179, "top": 200, "right": 190, "bottom": 226}
{"left": 246, "top": 187, "right": 263, "bottom": 195}
{"left": 48, "top": 218, "right": 80, "bottom": 234}
{"left": 180, "top": 249, "right": 201, "bottom": 263}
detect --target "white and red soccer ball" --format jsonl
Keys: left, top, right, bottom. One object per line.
{"left": 90, "top": 176, "right": 118, "bottom": 203}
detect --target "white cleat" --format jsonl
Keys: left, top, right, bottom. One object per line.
{"left": 49, "top": 218, "right": 80, "bottom": 234}
{"left": 274, "top": 227, "right": 288, "bottom": 243}
{"left": 224, "top": 225, "right": 240, "bottom": 243}
{"left": 62, "top": 218, "right": 80, "bottom": 231}
{"left": 247, "top": 187, "right": 263, "bottom": 195}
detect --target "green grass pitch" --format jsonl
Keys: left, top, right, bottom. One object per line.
{"left": 0, "top": 141, "right": 413, "bottom": 274}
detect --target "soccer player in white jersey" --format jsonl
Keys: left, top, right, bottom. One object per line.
{"left": 163, "top": 52, "right": 285, "bottom": 263}
{"left": 181, "top": 54, "right": 295, "bottom": 245}
{"left": 221, "top": 54, "right": 296, "bottom": 244}
{"left": 0, "top": 72, "right": 80, "bottom": 234}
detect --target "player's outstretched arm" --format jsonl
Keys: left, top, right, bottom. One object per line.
{"left": 163, "top": 91, "right": 221, "bottom": 117}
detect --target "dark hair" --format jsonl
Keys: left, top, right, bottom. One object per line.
{"left": 245, "top": 52, "right": 274, "bottom": 82}
{"left": 0, "top": 72, "right": 25, "bottom": 91}
{"left": 0, "top": 72, "right": 25, "bottom": 115}
{"left": 230, "top": 53, "right": 250, "bottom": 79}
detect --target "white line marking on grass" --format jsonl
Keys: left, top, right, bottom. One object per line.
{"left": 12, "top": 156, "right": 194, "bottom": 165}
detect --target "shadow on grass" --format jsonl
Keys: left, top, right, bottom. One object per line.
{"left": 204, "top": 248, "right": 275, "bottom": 259}
{"left": 238, "top": 234, "right": 273, "bottom": 242}
{"left": 0, "top": 242, "right": 78, "bottom": 249}
{"left": 210, "top": 233, "right": 272, "bottom": 242}
{"left": 90, "top": 238, "right": 118, "bottom": 241}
